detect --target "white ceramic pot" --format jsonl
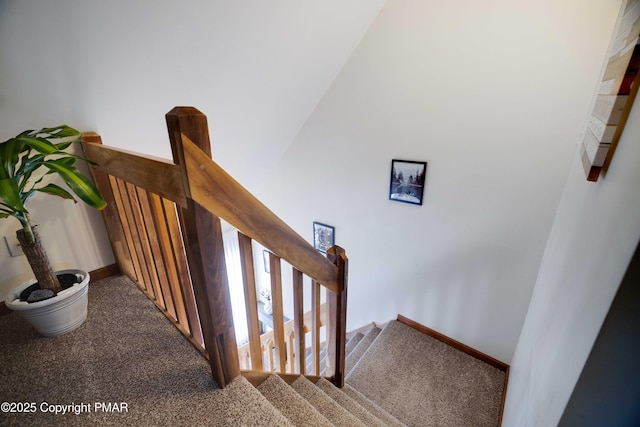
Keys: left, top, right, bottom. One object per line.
{"left": 5, "top": 269, "right": 90, "bottom": 337}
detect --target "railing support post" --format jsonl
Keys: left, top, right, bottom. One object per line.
{"left": 165, "top": 107, "right": 240, "bottom": 388}
{"left": 326, "top": 246, "right": 348, "bottom": 387}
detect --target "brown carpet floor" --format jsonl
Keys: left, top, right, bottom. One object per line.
{"left": 0, "top": 274, "right": 506, "bottom": 426}
{"left": 0, "top": 275, "right": 290, "bottom": 426}
{"left": 346, "top": 321, "right": 506, "bottom": 426}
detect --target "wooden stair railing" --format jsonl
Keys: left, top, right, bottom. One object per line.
{"left": 237, "top": 304, "right": 327, "bottom": 373}
{"left": 82, "top": 106, "right": 348, "bottom": 388}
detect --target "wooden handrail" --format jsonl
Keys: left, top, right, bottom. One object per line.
{"left": 166, "top": 108, "right": 240, "bottom": 388}
{"left": 82, "top": 106, "right": 348, "bottom": 390}
{"left": 83, "top": 138, "right": 187, "bottom": 206}
{"left": 181, "top": 136, "right": 341, "bottom": 293}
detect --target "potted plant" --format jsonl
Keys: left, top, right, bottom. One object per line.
{"left": 0, "top": 125, "right": 106, "bottom": 336}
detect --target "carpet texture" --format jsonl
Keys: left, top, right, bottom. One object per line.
{"left": 345, "top": 331, "right": 364, "bottom": 355}
{"left": 1, "top": 274, "right": 506, "bottom": 426}
{"left": 291, "top": 376, "right": 365, "bottom": 427}
{"left": 0, "top": 275, "right": 291, "bottom": 426}
{"left": 345, "top": 326, "right": 381, "bottom": 375}
{"left": 341, "top": 384, "right": 406, "bottom": 427}
{"left": 257, "top": 374, "right": 332, "bottom": 427}
{"left": 346, "top": 320, "right": 506, "bottom": 426}
{"left": 316, "top": 378, "right": 387, "bottom": 427}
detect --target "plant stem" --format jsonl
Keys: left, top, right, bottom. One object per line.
{"left": 17, "top": 213, "right": 35, "bottom": 244}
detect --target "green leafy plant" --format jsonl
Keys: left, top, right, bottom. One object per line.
{"left": 0, "top": 125, "right": 106, "bottom": 293}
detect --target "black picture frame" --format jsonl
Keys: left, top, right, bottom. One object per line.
{"left": 313, "top": 222, "right": 335, "bottom": 254}
{"left": 389, "top": 159, "right": 427, "bottom": 206}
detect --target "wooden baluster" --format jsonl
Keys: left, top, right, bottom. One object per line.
{"left": 238, "top": 233, "right": 263, "bottom": 371}
{"left": 265, "top": 341, "right": 274, "bottom": 371}
{"left": 107, "top": 175, "right": 143, "bottom": 283}
{"left": 326, "top": 246, "right": 348, "bottom": 387}
{"left": 242, "top": 350, "right": 251, "bottom": 370}
{"left": 148, "top": 193, "right": 187, "bottom": 328}
{"left": 126, "top": 183, "right": 159, "bottom": 301}
{"left": 136, "top": 187, "right": 172, "bottom": 313}
{"left": 116, "top": 178, "right": 153, "bottom": 294}
{"left": 81, "top": 132, "right": 135, "bottom": 279}
{"left": 162, "top": 198, "right": 204, "bottom": 349}
{"left": 287, "top": 329, "right": 295, "bottom": 373}
{"left": 269, "top": 252, "right": 287, "bottom": 373}
{"left": 311, "top": 279, "right": 321, "bottom": 376}
{"left": 292, "top": 268, "right": 305, "bottom": 374}
{"left": 166, "top": 106, "right": 240, "bottom": 388}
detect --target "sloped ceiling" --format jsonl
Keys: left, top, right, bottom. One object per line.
{"left": 0, "top": 0, "right": 386, "bottom": 191}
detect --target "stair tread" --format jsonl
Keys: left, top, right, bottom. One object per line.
{"left": 342, "top": 383, "right": 407, "bottom": 427}
{"left": 345, "top": 332, "right": 365, "bottom": 356}
{"left": 291, "top": 376, "right": 366, "bottom": 427}
{"left": 257, "top": 374, "right": 333, "bottom": 427}
{"left": 211, "top": 376, "right": 294, "bottom": 426}
{"left": 345, "top": 320, "right": 505, "bottom": 427}
{"left": 345, "top": 326, "right": 382, "bottom": 375}
{"left": 316, "top": 378, "right": 387, "bottom": 427}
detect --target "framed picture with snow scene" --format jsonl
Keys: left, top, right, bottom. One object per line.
{"left": 389, "top": 159, "right": 427, "bottom": 206}
{"left": 313, "top": 222, "right": 335, "bottom": 254}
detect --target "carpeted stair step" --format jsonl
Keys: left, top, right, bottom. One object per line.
{"left": 315, "top": 377, "right": 388, "bottom": 427}
{"left": 344, "top": 326, "right": 381, "bottom": 375}
{"left": 342, "top": 383, "right": 407, "bottom": 427}
{"left": 305, "top": 333, "right": 365, "bottom": 376}
{"left": 257, "top": 374, "right": 332, "bottom": 427}
{"left": 345, "top": 320, "right": 505, "bottom": 427}
{"left": 345, "top": 331, "right": 365, "bottom": 356}
{"left": 291, "top": 376, "right": 366, "bottom": 426}
{"left": 201, "top": 376, "right": 294, "bottom": 426}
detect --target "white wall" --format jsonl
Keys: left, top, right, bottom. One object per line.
{"left": 0, "top": 0, "right": 385, "bottom": 191}
{"left": 260, "top": 0, "right": 621, "bottom": 363}
{"left": 1, "top": 7, "right": 631, "bottom": 420}
{"left": 0, "top": 0, "right": 384, "bottom": 295}
{"left": 502, "top": 74, "right": 640, "bottom": 427}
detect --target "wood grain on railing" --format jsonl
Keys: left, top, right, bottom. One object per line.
{"left": 82, "top": 133, "right": 135, "bottom": 279}
{"left": 161, "top": 198, "right": 204, "bottom": 349}
{"left": 107, "top": 176, "right": 142, "bottom": 284}
{"left": 166, "top": 107, "right": 240, "bottom": 387}
{"left": 292, "top": 268, "right": 305, "bottom": 375}
{"left": 83, "top": 107, "right": 348, "bottom": 389}
{"left": 238, "top": 232, "right": 263, "bottom": 371}
{"left": 147, "top": 192, "right": 183, "bottom": 325}
{"left": 180, "top": 136, "right": 341, "bottom": 293}
{"left": 236, "top": 304, "right": 327, "bottom": 375}
{"left": 326, "top": 246, "right": 348, "bottom": 385}
{"left": 137, "top": 188, "right": 172, "bottom": 313}
{"left": 118, "top": 179, "right": 154, "bottom": 296}
{"left": 83, "top": 141, "right": 187, "bottom": 206}
{"left": 269, "top": 252, "right": 287, "bottom": 373}
{"left": 311, "top": 280, "right": 321, "bottom": 376}
{"left": 129, "top": 184, "right": 165, "bottom": 307}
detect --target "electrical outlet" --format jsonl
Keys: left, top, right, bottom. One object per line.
{"left": 4, "top": 235, "right": 24, "bottom": 257}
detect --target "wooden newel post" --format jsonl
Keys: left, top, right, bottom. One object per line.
{"left": 165, "top": 107, "right": 240, "bottom": 388}
{"left": 81, "top": 132, "right": 135, "bottom": 280}
{"left": 326, "top": 245, "right": 348, "bottom": 387}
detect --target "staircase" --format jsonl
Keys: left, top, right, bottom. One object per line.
{"left": 69, "top": 107, "right": 507, "bottom": 426}
{"left": 230, "top": 320, "right": 506, "bottom": 427}
{"left": 0, "top": 275, "right": 507, "bottom": 427}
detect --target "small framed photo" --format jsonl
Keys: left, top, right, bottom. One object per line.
{"left": 313, "top": 222, "right": 335, "bottom": 254}
{"left": 262, "top": 250, "right": 270, "bottom": 274}
{"left": 389, "top": 159, "right": 427, "bottom": 206}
